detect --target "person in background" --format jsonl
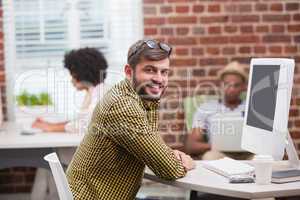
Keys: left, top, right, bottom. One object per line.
{"left": 186, "top": 61, "right": 251, "bottom": 160}
{"left": 32, "top": 47, "right": 109, "bottom": 134}
{"left": 66, "top": 39, "right": 195, "bottom": 200}
{"left": 31, "top": 47, "right": 110, "bottom": 200}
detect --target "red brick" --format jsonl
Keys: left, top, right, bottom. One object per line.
{"left": 160, "top": 6, "right": 173, "bottom": 14}
{"left": 0, "top": 185, "right": 14, "bottom": 193}
{"left": 285, "top": 46, "right": 298, "bottom": 54}
{"left": 176, "top": 27, "right": 189, "bottom": 35}
{"left": 289, "top": 108, "right": 299, "bottom": 117}
{"left": 207, "top": 67, "right": 221, "bottom": 76}
{"left": 256, "top": 25, "right": 269, "bottom": 33}
{"left": 208, "top": 26, "right": 221, "bottom": 34}
{"left": 270, "top": 3, "right": 283, "bottom": 12}
{"left": 271, "top": 25, "right": 285, "bottom": 33}
{"left": 144, "top": 17, "right": 166, "bottom": 25}
{"left": 230, "top": 35, "right": 260, "bottom": 43}
{"left": 255, "top": 3, "right": 268, "bottom": 11}
{"left": 263, "top": 35, "right": 291, "bottom": 43}
{"left": 286, "top": 3, "right": 300, "bottom": 11}
{"left": 263, "top": 14, "right": 291, "bottom": 22}
{"left": 162, "top": 113, "right": 176, "bottom": 120}
{"left": 290, "top": 130, "right": 300, "bottom": 139}
{"left": 168, "top": 37, "right": 197, "bottom": 45}
{"left": 232, "top": 15, "right": 259, "bottom": 23}
{"left": 144, "top": 6, "right": 157, "bottom": 15}
{"left": 171, "top": 58, "right": 197, "bottom": 66}
{"left": 288, "top": 24, "right": 300, "bottom": 32}
{"left": 296, "top": 97, "right": 300, "bottom": 106}
{"left": 206, "top": 47, "right": 220, "bottom": 55}
{"left": 193, "top": 5, "right": 204, "bottom": 13}
{"left": 169, "top": 100, "right": 181, "bottom": 110}
{"left": 199, "top": 36, "right": 228, "bottom": 45}
{"left": 208, "top": 4, "right": 221, "bottom": 13}
{"left": 191, "top": 48, "right": 204, "bottom": 56}
{"left": 254, "top": 46, "right": 266, "bottom": 54}
{"left": 222, "top": 47, "right": 236, "bottom": 55}
{"left": 192, "top": 69, "right": 205, "bottom": 77}
{"left": 168, "top": 16, "right": 197, "bottom": 24}
{"left": 199, "top": 58, "right": 227, "bottom": 66}
{"left": 269, "top": 46, "right": 282, "bottom": 54}
{"left": 175, "top": 48, "right": 189, "bottom": 56}
{"left": 193, "top": 27, "right": 205, "bottom": 35}
{"left": 238, "top": 4, "right": 252, "bottom": 12}
{"left": 224, "top": 4, "right": 237, "bottom": 12}
{"left": 200, "top": 16, "right": 229, "bottom": 24}
{"left": 294, "top": 14, "right": 300, "bottom": 21}
{"left": 167, "top": 0, "right": 189, "bottom": 3}
{"left": 170, "top": 80, "right": 197, "bottom": 88}
{"left": 160, "top": 27, "right": 174, "bottom": 35}
{"left": 175, "top": 5, "right": 189, "bottom": 13}
{"left": 170, "top": 122, "right": 185, "bottom": 131}
{"left": 231, "top": 57, "right": 251, "bottom": 64}
{"left": 239, "top": 46, "right": 251, "bottom": 54}
{"left": 295, "top": 119, "right": 300, "bottom": 127}
{"left": 295, "top": 36, "right": 300, "bottom": 43}
{"left": 144, "top": 28, "right": 158, "bottom": 35}
{"left": 240, "top": 25, "right": 254, "bottom": 33}
{"left": 144, "top": 0, "right": 164, "bottom": 4}
{"left": 224, "top": 26, "right": 238, "bottom": 33}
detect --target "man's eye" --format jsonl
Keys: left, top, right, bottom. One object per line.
{"left": 161, "top": 70, "right": 169, "bottom": 76}
{"left": 145, "top": 68, "right": 155, "bottom": 73}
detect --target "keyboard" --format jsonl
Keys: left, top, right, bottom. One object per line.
{"left": 202, "top": 157, "right": 255, "bottom": 178}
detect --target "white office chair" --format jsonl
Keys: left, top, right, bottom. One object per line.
{"left": 44, "top": 152, "right": 74, "bottom": 200}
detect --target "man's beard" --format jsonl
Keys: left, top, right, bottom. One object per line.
{"left": 132, "top": 75, "right": 166, "bottom": 101}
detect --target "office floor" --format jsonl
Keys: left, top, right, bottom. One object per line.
{"left": 0, "top": 180, "right": 188, "bottom": 200}
{"left": 137, "top": 179, "right": 188, "bottom": 200}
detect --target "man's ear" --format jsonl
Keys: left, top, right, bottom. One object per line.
{"left": 124, "top": 64, "right": 133, "bottom": 79}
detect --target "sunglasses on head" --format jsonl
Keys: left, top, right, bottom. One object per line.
{"left": 128, "top": 40, "right": 172, "bottom": 60}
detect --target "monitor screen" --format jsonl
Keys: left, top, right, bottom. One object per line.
{"left": 246, "top": 65, "right": 280, "bottom": 132}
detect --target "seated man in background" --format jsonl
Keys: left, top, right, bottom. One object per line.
{"left": 186, "top": 61, "right": 252, "bottom": 160}
{"left": 31, "top": 47, "right": 110, "bottom": 200}
{"left": 67, "top": 39, "right": 195, "bottom": 200}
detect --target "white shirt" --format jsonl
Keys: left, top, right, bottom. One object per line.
{"left": 192, "top": 99, "right": 245, "bottom": 142}
{"left": 64, "top": 83, "right": 110, "bottom": 134}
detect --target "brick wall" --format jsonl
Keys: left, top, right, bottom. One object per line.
{"left": 143, "top": 0, "right": 300, "bottom": 151}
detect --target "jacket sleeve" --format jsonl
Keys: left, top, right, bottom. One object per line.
{"left": 102, "top": 97, "right": 186, "bottom": 180}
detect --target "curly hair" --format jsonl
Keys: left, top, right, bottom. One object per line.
{"left": 64, "top": 47, "right": 108, "bottom": 86}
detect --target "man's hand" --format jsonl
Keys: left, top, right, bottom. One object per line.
{"left": 173, "top": 150, "right": 195, "bottom": 171}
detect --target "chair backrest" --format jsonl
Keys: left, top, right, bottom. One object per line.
{"left": 183, "top": 95, "right": 218, "bottom": 132}
{"left": 44, "top": 152, "right": 74, "bottom": 200}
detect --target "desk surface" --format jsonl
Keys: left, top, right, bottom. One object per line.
{"left": 145, "top": 161, "right": 300, "bottom": 199}
{"left": 0, "top": 122, "right": 83, "bottom": 149}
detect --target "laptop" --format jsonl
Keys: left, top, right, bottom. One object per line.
{"left": 209, "top": 114, "right": 245, "bottom": 152}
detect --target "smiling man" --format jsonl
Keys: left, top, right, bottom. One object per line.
{"left": 66, "top": 39, "right": 195, "bottom": 200}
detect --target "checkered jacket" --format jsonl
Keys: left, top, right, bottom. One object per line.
{"left": 66, "top": 79, "right": 186, "bottom": 200}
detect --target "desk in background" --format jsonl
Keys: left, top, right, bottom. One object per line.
{"left": 145, "top": 161, "right": 300, "bottom": 200}
{"left": 0, "top": 122, "right": 83, "bottom": 169}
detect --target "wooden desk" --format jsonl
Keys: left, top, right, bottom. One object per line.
{"left": 0, "top": 122, "right": 83, "bottom": 169}
{"left": 144, "top": 161, "right": 300, "bottom": 200}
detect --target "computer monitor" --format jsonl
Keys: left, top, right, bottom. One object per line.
{"left": 242, "top": 58, "right": 298, "bottom": 166}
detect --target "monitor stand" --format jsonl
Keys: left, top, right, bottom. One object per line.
{"left": 285, "top": 131, "right": 300, "bottom": 169}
